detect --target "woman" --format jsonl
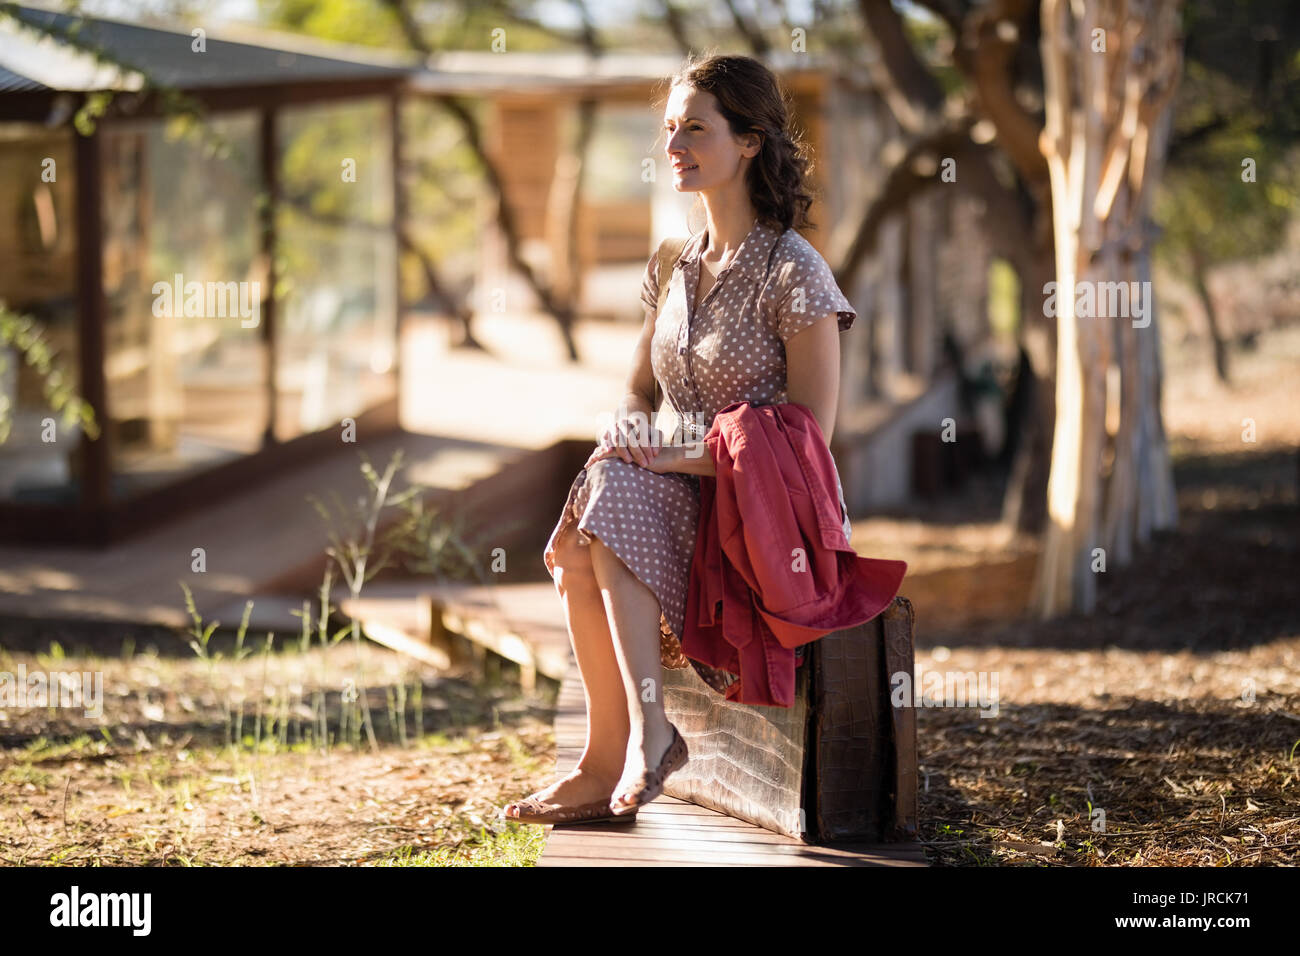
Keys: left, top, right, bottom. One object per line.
{"left": 503, "top": 53, "right": 857, "bottom": 825}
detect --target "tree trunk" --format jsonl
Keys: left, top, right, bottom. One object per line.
{"left": 1033, "top": 0, "right": 1183, "bottom": 617}
{"left": 1187, "top": 240, "right": 1230, "bottom": 384}
{"left": 397, "top": 226, "right": 482, "bottom": 350}
{"left": 546, "top": 98, "right": 598, "bottom": 324}
{"left": 1130, "top": 111, "right": 1180, "bottom": 544}
{"left": 1001, "top": 246, "right": 1058, "bottom": 535}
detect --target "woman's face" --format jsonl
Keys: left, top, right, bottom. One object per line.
{"left": 663, "top": 85, "right": 760, "bottom": 194}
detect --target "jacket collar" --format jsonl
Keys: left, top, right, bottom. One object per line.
{"left": 678, "top": 219, "right": 785, "bottom": 283}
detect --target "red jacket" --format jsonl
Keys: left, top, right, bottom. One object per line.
{"left": 680, "top": 401, "right": 908, "bottom": 707}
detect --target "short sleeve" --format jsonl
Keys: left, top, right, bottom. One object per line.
{"left": 769, "top": 245, "right": 856, "bottom": 343}
{"left": 640, "top": 250, "right": 659, "bottom": 317}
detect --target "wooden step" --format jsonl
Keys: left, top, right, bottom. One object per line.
{"left": 334, "top": 579, "right": 571, "bottom": 690}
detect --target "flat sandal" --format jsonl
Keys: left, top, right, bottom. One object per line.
{"left": 610, "top": 724, "right": 688, "bottom": 816}
{"left": 501, "top": 793, "right": 637, "bottom": 826}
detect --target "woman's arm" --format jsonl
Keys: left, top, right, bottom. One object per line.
{"left": 594, "top": 307, "right": 841, "bottom": 475}
{"left": 623, "top": 304, "right": 658, "bottom": 419}
{"left": 585, "top": 305, "right": 660, "bottom": 470}
{"left": 783, "top": 315, "right": 840, "bottom": 445}
{"left": 647, "top": 442, "right": 715, "bottom": 477}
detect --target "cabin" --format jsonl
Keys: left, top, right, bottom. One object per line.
{"left": 0, "top": 4, "right": 419, "bottom": 544}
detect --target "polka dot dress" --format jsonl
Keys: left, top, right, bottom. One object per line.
{"left": 543, "top": 219, "right": 857, "bottom": 690}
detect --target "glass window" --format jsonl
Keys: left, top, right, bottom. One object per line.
{"left": 101, "top": 111, "right": 268, "bottom": 498}
{"left": 275, "top": 97, "right": 397, "bottom": 440}
{"left": 0, "top": 122, "right": 81, "bottom": 504}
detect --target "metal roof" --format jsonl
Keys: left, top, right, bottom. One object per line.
{"left": 0, "top": 3, "right": 417, "bottom": 93}
{"left": 0, "top": 59, "right": 48, "bottom": 92}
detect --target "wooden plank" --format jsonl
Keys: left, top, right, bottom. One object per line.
{"left": 545, "top": 836, "right": 923, "bottom": 863}
{"left": 539, "top": 856, "right": 793, "bottom": 868}
{"left": 334, "top": 582, "right": 575, "bottom": 689}
{"left": 882, "top": 596, "right": 919, "bottom": 839}
{"left": 542, "top": 841, "right": 922, "bottom": 867}
{"left": 0, "top": 429, "right": 512, "bottom": 623}
{"left": 810, "top": 617, "right": 893, "bottom": 841}
{"left": 552, "top": 824, "right": 801, "bottom": 846}
{"left": 349, "top": 619, "right": 450, "bottom": 671}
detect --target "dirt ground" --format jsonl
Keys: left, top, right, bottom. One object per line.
{"left": 0, "top": 634, "right": 559, "bottom": 865}
{"left": 852, "top": 325, "right": 1300, "bottom": 865}
{"left": 871, "top": 440, "right": 1300, "bottom": 865}
{"left": 1, "top": 324, "right": 1296, "bottom": 866}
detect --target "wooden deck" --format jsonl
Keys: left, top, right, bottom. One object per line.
{"left": 538, "top": 658, "right": 929, "bottom": 867}
{"left": 335, "top": 579, "right": 573, "bottom": 690}
{"left": 0, "top": 428, "right": 529, "bottom": 635}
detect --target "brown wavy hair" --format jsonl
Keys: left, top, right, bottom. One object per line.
{"left": 658, "top": 52, "right": 817, "bottom": 233}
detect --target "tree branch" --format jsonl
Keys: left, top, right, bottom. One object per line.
{"left": 721, "top": 0, "right": 772, "bottom": 57}
{"left": 833, "top": 118, "right": 977, "bottom": 290}
{"left": 381, "top": 0, "right": 581, "bottom": 358}
{"left": 960, "top": 0, "right": 1049, "bottom": 185}
{"left": 908, "top": 0, "right": 971, "bottom": 36}
{"left": 474, "top": 0, "right": 600, "bottom": 49}
{"left": 856, "top": 0, "right": 947, "bottom": 133}
{"left": 278, "top": 187, "right": 483, "bottom": 347}
{"left": 656, "top": 0, "right": 693, "bottom": 56}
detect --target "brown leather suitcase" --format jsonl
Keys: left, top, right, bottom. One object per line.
{"left": 661, "top": 596, "right": 918, "bottom": 843}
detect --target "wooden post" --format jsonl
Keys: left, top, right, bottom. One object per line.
{"left": 390, "top": 90, "right": 405, "bottom": 391}
{"left": 73, "top": 124, "right": 110, "bottom": 538}
{"left": 259, "top": 106, "right": 278, "bottom": 447}
{"left": 424, "top": 594, "right": 462, "bottom": 667}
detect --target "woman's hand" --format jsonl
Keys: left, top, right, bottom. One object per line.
{"left": 585, "top": 442, "right": 710, "bottom": 477}
{"left": 587, "top": 441, "right": 683, "bottom": 473}
{"left": 585, "top": 414, "right": 664, "bottom": 469}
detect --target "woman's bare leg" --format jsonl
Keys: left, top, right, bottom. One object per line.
{"left": 507, "top": 525, "right": 629, "bottom": 812}
{"left": 587, "top": 536, "right": 677, "bottom": 804}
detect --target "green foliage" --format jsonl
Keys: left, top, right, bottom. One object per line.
{"left": 987, "top": 258, "right": 1021, "bottom": 339}
{"left": 1155, "top": 126, "right": 1298, "bottom": 268}
{"left": 1156, "top": 0, "right": 1300, "bottom": 272}
{"left": 254, "top": 0, "right": 556, "bottom": 306}
{"left": 259, "top": 0, "right": 406, "bottom": 47}
{"left": 73, "top": 91, "right": 113, "bottom": 137}
{"left": 258, "top": 0, "right": 566, "bottom": 54}
{"left": 0, "top": 303, "right": 99, "bottom": 445}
